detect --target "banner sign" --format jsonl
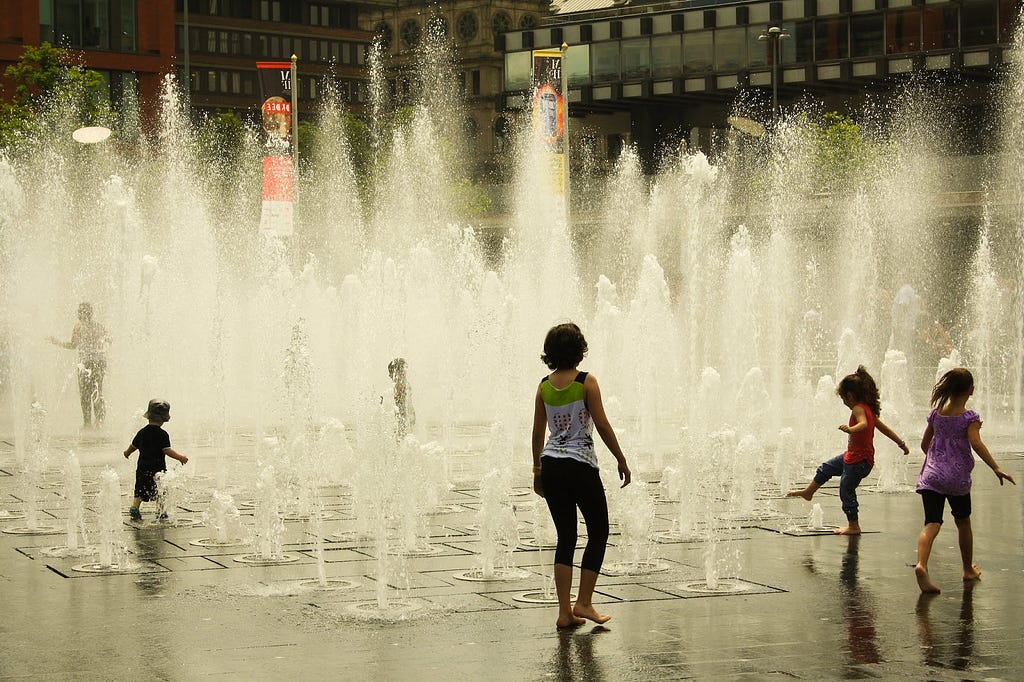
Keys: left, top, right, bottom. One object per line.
{"left": 531, "top": 49, "right": 566, "bottom": 198}
{"left": 257, "top": 61, "right": 294, "bottom": 237}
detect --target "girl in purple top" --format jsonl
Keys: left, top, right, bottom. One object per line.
{"left": 914, "top": 368, "right": 1016, "bottom": 594}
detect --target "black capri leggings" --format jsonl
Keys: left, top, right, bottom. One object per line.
{"left": 540, "top": 456, "right": 609, "bottom": 573}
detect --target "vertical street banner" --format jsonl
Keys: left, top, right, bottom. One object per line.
{"left": 257, "top": 61, "right": 294, "bottom": 237}
{"left": 531, "top": 49, "right": 566, "bottom": 200}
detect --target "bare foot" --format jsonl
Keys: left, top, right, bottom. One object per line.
{"left": 573, "top": 604, "right": 611, "bottom": 625}
{"left": 556, "top": 615, "right": 586, "bottom": 629}
{"left": 915, "top": 564, "right": 941, "bottom": 593}
{"left": 963, "top": 564, "right": 982, "bottom": 581}
{"left": 786, "top": 488, "right": 814, "bottom": 501}
{"left": 834, "top": 524, "right": 861, "bottom": 535}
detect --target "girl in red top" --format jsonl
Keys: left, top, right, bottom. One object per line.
{"left": 788, "top": 366, "right": 910, "bottom": 534}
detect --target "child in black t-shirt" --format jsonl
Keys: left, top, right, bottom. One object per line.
{"left": 123, "top": 399, "right": 188, "bottom": 520}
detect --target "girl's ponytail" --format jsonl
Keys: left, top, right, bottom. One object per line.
{"left": 837, "top": 365, "right": 882, "bottom": 416}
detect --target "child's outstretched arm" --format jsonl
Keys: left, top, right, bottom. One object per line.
{"left": 839, "top": 404, "right": 868, "bottom": 433}
{"left": 583, "top": 374, "right": 631, "bottom": 488}
{"left": 164, "top": 447, "right": 188, "bottom": 465}
{"left": 875, "top": 418, "right": 910, "bottom": 455}
{"left": 531, "top": 387, "right": 547, "bottom": 497}
{"left": 967, "top": 422, "right": 1015, "bottom": 486}
{"left": 123, "top": 445, "right": 137, "bottom": 459}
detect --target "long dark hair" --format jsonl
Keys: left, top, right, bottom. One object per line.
{"left": 541, "top": 322, "right": 588, "bottom": 370}
{"left": 931, "top": 368, "right": 974, "bottom": 410}
{"left": 836, "top": 365, "right": 882, "bottom": 416}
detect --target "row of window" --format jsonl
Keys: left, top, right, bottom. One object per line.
{"left": 40, "top": 0, "right": 137, "bottom": 52}
{"left": 174, "top": 27, "right": 366, "bottom": 65}
{"left": 181, "top": 66, "right": 365, "bottom": 102}
{"left": 374, "top": 11, "right": 538, "bottom": 51}
{"left": 175, "top": 0, "right": 357, "bottom": 29}
{"left": 506, "top": 1, "right": 1008, "bottom": 87}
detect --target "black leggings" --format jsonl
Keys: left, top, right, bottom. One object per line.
{"left": 540, "top": 456, "right": 609, "bottom": 573}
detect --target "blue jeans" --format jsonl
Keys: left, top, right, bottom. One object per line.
{"left": 814, "top": 454, "right": 873, "bottom": 523}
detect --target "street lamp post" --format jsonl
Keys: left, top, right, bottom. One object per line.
{"left": 757, "top": 25, "right": 790, "bottom": 122}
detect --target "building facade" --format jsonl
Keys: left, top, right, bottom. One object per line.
{"left": 0, "top": 0, "right": 176, "bottom": 119}
{"left": 358, "top": 0, "right": 550, "bottom": 172}
{"left": 500, "top": 0, "right": 1019, "bottom": 169}
{"left": 175, "top": 0, "right": 374, "bottom": 120}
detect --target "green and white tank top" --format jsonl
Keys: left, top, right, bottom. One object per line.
{"left": 540, "top": 371, "right": 597, "bottom": 468}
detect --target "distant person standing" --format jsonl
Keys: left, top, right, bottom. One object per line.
{"left": 388, "top": 357, "right": 415, "bottom": 438}
{"left": 48, "top": 302, "right": 110, "bottom": 428}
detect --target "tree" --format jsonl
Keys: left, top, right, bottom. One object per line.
{"left": 0, "top": 42, "right": 110, "bottom": 150}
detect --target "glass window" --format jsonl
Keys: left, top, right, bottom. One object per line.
{"left": 219, "top": 71, "right": 228, "bottom": 93}
{"left": 566, "top": 43, "right": 591, "bottom": 86}
{"left": 320, "top": 40, "right": 328, "bottom": 61}
{"left": 592, "top": 41, "right": 620, "bottom": 82}
{"left": 788, "top": 20, "right": 813, "bottom": 63}
{"left": 310, "top": 5, "right": 319, "bottom": 24}
{"left": 342, "top": 42, "right": 352, "bottom": 64}
{"left": 242, "top": 33, "right": 252, "bottom": 55}
{"left": 271, "top": 35, "right": 281, "bottom": 57}
{"left": 261, "top": 0, "right": 269, "bottom": 20}
{"left": 815, "top": 16, "right": 848, "bottom": 59}
{"left": 207, "top": 30, "right": 217, "bottom": 53}
{"left": 1000, "top": 0, "right": 1016, "bottom": 42}
{"left": 230, "top": 32, "right": 240, "bottom": 54}
{"left": 621, "top": 38, "right": 650, "bottom": 79}
{"left": 747, "top": 27, "right": 768, "bottom": 68}
{"left": 120, "top": 0, "right": 136, "bottom": 50}
{"left": 961, "top": 0, "right": 996, "bottom": 46}
{"left": 231, "top": 72, "right": 240, "bottom": 94}
{"left": 310, "top": 40, "right": 318, "bottom": 60}
{"left": 492, "top": 11, "right": 512, "bottom": 35}
{"left": 401, "top": 19, "right": 421, "bottom": 48}
{"left": 683, "top": 31, "right": 713, "bottom": 74}
{"left": 219, "top": 30, "right": 229, "bottom": 54}
{"left": 887, "top": 9, "right": 921, "bottom": 53}
{"left": 207, "top": 69, "right": 216, "bottom": 92}
{"left": 505, "top": 51, "right": 532, "bottom": 90}
{"left": 457, "top": 12, "right": 478, "bottom": 41}
{"left": 850, "top": 13, "right": 884, "bottom": 57}
{"left": 258, "top": 34, "right": 268, "bottom": 56}
{"left": 715, "top": 28, "right": 744, "bottom": 71}
{"left": 83, "top": 0, "right": 110, "bottom": 49}
{"left": 243, "top": 73, "right": 254, "bottom": 95}
{"left": 923, "top": 6, "right": 957, "bottom": 49}
{"left": 651, "top": 34, "right": 681, "bottom": 77}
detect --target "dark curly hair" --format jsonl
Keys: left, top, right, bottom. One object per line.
{"left": 931, "top": 367, "right": 974, "bottom": 410}
{"left": 541, "top": 322, "right": 588, "bottom": 370}
{"left": 836, "top": 365, "right": 881, "bottom": 416}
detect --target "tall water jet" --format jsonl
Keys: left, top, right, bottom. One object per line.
{"left": 73, "top": 468, "right": 134, "bottom": 573}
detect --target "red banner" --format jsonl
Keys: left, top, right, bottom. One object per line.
{"left": 257, "top": 61, "right": 295, "bottom": 236}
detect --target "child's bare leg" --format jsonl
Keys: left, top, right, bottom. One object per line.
{"left": 131, "top": 497, "right": 142, "bottom": 510}
{"left": 954, "top": 516, "right": 981, "bottom": 580}
{"left": 554, "top": 563, "right": 585, "bottom": 629}
{"left": 786, "top": 480, "right": 821, "bottom": 501}
{"left": 914, "top": 522, "right": 942, "bottom": 593}
{"left": 834, "top": 521, "right": 862, "bottom": 535}
{"left": 572, "top": 568, "right": 611, "bottom": 624}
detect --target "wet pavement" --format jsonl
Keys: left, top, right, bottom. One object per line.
{"left": 1, "top": 432, "right": 1022, "bottom": 681}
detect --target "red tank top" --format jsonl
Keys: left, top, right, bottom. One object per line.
{"left": 844, "top": 403, "right": 876, "bottom": 465}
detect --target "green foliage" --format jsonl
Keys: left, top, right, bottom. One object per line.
{"left": 0, "top": 42, "right": 111, "bottom": 150}
{"left": 198, "top": 112, "right": 247, "bottom": 166}
{"left": 811, "top": 111, "right": 881, "bottom": 193}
